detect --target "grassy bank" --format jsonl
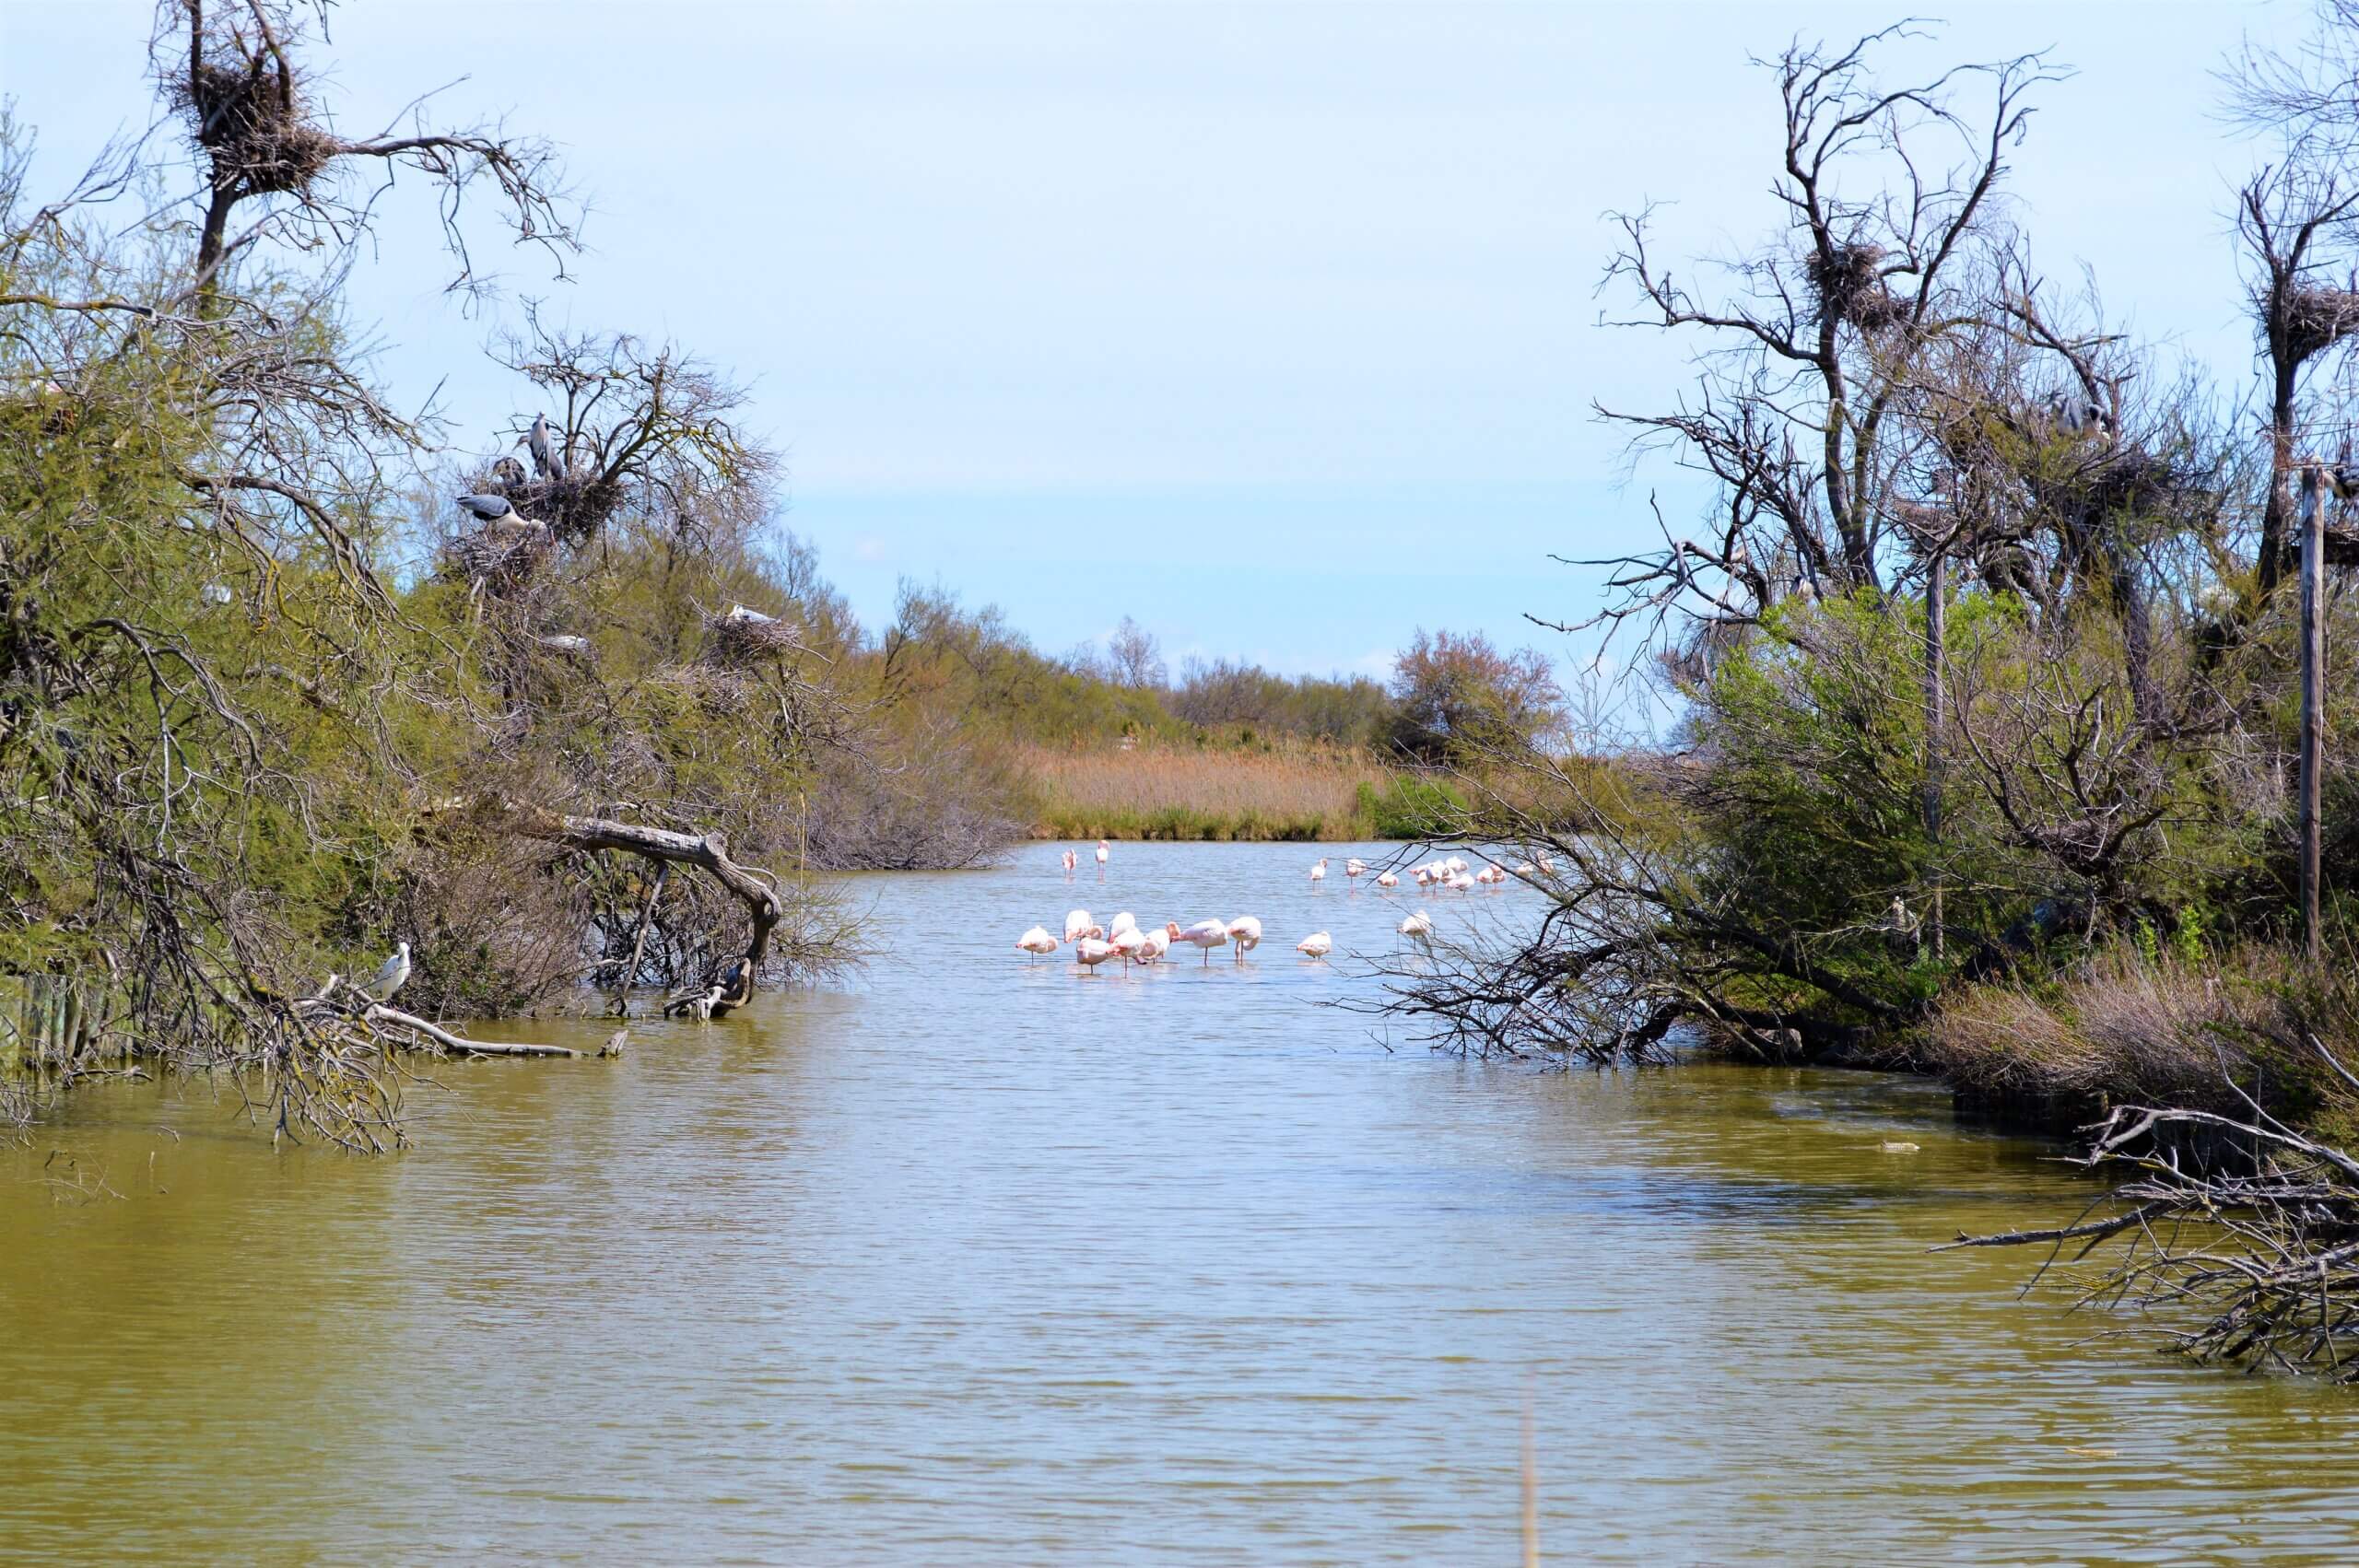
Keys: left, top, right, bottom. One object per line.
{"left": 1018, "top": 742, "right": 1466, "bottom": 841}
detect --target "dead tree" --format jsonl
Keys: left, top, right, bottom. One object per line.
{"left": 1946, "top": 1047, "right": 2359, "bottom": 1379}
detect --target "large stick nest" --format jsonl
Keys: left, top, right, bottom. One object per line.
{"left": 1805, "top": 242, "right": 1907, "bottom": 333}
{"left": 440, "top": 527, "right": 553, "bottom": 596}
{"left": 172, "top": 58, "right": 338, "bottom": 195}
{"left": 701, "top": 605, "right": 803, "bottom": 668}
{"left": 2281, "top": 283, "right": 2359, "bottom": 366}
{"left": 470, "top": 465, "right": 628, "bottom": 548}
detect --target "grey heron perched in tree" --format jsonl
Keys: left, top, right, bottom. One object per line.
{"left": 367, "top": 941, "right": 411, "bottom": 1000}
{"left": 523, "top": 412, "right": 564, "bottom": 481}
{"left": 457, "top": 492, "right": 517, "bottom": 522}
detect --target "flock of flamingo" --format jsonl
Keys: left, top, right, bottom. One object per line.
{"left": 1015, "top": 839, "right": 1547, "bottom": 975}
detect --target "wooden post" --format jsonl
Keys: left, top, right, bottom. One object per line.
{"left": 2300, "top": 463, "right": 2325, "bottom": 963}
{"left": 1922, "top": 549, "right": 1946, "bottom": 961}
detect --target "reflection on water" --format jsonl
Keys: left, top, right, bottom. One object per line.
{"left": 4, "top": 842, "right": 2357, "bottom": 1563}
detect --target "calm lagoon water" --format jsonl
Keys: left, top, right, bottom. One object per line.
{"left": 5, "top": 841, "right": 2358, "bottom": 1563}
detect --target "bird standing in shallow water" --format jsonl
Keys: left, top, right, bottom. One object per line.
{"left": 1309, "top": 858, "right": 1328, "bottom": 889}
{"left": 1297, "top": 931, "right": 1332, "bottom": 960}
{"left": 1095, "top": 839, "right": 1110, "bottom": 876}
{"left": 1016, "top": 926, "right": 1059, "bottom": 961}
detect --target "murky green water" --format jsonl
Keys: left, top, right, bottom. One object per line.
{"left": 4, "top": 842, "right": 2357, "bottom": 1563}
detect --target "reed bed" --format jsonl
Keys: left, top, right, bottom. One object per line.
{"left": 1019, "top": 741, "right": 1398, "bottom": 841}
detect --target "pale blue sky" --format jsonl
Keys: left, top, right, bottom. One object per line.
{"left": 0, "top": 1, "right": 2308, "bottom": 685}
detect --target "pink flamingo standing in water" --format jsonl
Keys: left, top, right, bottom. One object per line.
{"left": 1061, "top": 848, "right": 1077, "bottom": 875}
{"left": 1096, "top": 838, "right": 1110, "bottom": 877}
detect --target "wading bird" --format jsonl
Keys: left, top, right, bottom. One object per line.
{"left": 368, "top": 941, "right": 411, "bottom": 1000}
{"left": 1226, "top": 915, "right": 1262, "bottom": 961}
{"left": 1109, "top": 926, "right": 1149, "bottom": 960}
{"left": 1062, "top": 848, "right": 1078, "bottom": 875}
{"left": 1168, "top": 919, "right": 1229, "bottom": 965}
{"left": 1296, "top": 931, "right": 1332, "bottom": 961}
{"left": 1344, "top": 858, "right": 1367, "bottom": 883}
{"left": 1016, "top": 926, "right": 1060, "bottom": 960}
{"left": 1132, "top": 928, "right": 1171, "bottom": 965}
{"left": 525, "top": 412, "right": 563, "bottom": 480}
{"left": 457, "top": 492, "right": 517, "bottom": 522}
{"left": 1374, "top": 870, "right": 1400, "bottom": 888}
{"left": 1096, "top": 839, "right": 1110, "bottom": 873}
{"left": 1073, "top": 936, "right": 1119, "bottom": 975}
{"left": 1397, "top": 910, "right": 1433, "bottom": 946}
{"left": 1109, "top": 912, "right": 1139, "bottom": 938}
{"left": 1063, "top": 909, "right": 1099, "bottom": 943}
{"left": 1309, "top": 858, "right": 1328, "bottom": 888}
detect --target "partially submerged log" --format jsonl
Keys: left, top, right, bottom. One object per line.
{"left": 366, "top": 1003, "right": 581, "bottom": 1059}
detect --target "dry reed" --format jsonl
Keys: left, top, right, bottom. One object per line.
{"left": 1019, "top": 741, "right": 1394, "bottom": 840}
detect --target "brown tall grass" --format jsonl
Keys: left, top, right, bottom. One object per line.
{"left": 1928, "top": 943, "right": 2359, "bottom": 1140}
{"left": 1018, "top": 740, "right": 1395, "bottom": 841}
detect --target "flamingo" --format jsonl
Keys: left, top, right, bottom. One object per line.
{"left": 1309, "top": 858, "right": 1328, "bottom": 889}
{"left": 1133, "top": 928, "right": 1172, "bottom": 965}
{"left": 1015, "top": 925, "right": 1059, "bottom": 961}
{"left": 1168, "top": 919, "right": 1230, "bottom": 965}
{"left": 1476, "top": 865, "right": 1507, "bottom": 885}
{"left": 1344, "top": 858, "right": 1367, "bottom": 883}
{"left": 1511, "top": 860, "right": 1535, "bottom": 876}
{"left": 1109, "top": 926, "right": 1150, "bottom": 961}
{"left": 1074, "top": 937, "right": 1119, "bottom": 975}
{"left": 1445, "top": 856, "right": 1468, "bottom": 874}
{"left": 1064, "top": 909, "right": 1099, "bottom": 943}
{"left": 1109, "top": 911, "right": 1139, "bottom": 938}
{"left": 1226, "top": 915, "right": 1262, "bottom": 962}
{"left": 1297, "top": 930, "right": 1333, "bottom": 960}
{"left": 1062, "top": 848, "right": 1077, "bottom": 875}
{"left": 1446, "top": 872, "right": 1477, "bottom": 894}
{"left": 1398, "top": 909, "right": 1434, "bottom": 946}
{"left": 1095, "top": 838, "right": 1110, "bottom": 875}
{"left": 1374, "top": 870, "right": 1400, "bottom": 889}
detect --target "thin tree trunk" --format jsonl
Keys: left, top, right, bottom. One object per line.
{"left": 1922, "top": 550, "right": 1946, "bottom": 961}
{"left": 2301, "top": 465, "right": 2325, "bottom": 960}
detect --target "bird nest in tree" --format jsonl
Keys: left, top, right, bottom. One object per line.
{"left": 2282, "top": 283, "right": 2359, "bottom": 366}
{"left": 172, "top": 61, "right": 339, "bottom": 194}
{"left": 440, "top": 528, "right": 551, "bottom": 596}
{"left": 702, "top": 607, "right": 802, "bottom": 667}
{"left": 476, "top": 470, "right": 627, "bottom": 547}
{"left": 1805, "top": 242, "right": 1906, "bottom": 332}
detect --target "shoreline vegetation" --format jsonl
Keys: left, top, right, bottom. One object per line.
{"left": 1378, "top": 10, "right": 2359, "bottom": 1376}
{"left": 0, "top": 4, "right": 1569, "bottom": 1139}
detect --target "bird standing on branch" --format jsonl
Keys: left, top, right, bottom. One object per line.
{"left": 368, "top": 941, "right": 411, "bottom": 1000}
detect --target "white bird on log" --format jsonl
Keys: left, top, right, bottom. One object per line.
{"left": 1016, "top": 925, "right": 1060, "bottom": 960}
{"left": 368, "top": 941, "right": 411, "bottom": 1000}
{"left": 1296, "top": 930, "right": 1333, "bottom": 960}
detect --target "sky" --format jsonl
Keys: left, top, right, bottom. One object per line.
{"left": 0, "top": 0, "right": 2317, "bottom": 691}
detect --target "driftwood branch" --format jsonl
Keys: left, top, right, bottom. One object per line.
{"left": 367, "top": 1003, "right": 580, "bottom": 1059}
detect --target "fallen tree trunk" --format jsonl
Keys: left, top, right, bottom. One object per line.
{"left": 367, "top": 1003, "right": 581, "bottom": 1059}
{"left": 436, "top": 796, "right": 782, "bottom": 1018}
